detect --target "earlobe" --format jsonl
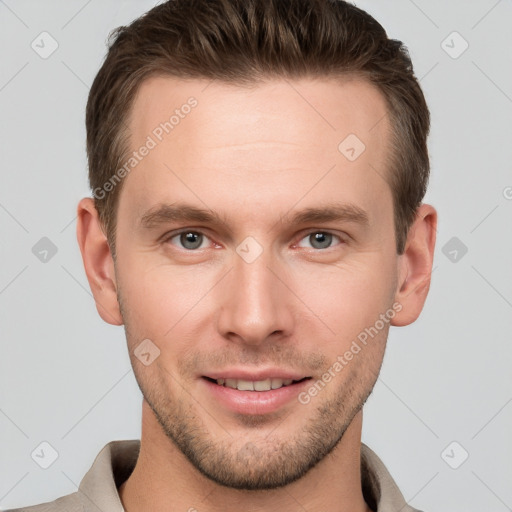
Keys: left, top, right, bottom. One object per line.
{"left": 391, "top": 203, "right": 437, "bottom": 327}
{"left": 76, "top": 197, "right": 123, "bottom": 326}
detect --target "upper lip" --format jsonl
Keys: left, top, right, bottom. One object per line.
{"left": 203, "top": 368, "right": 310, "bottom": 381}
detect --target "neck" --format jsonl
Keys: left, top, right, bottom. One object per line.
{"left": 119, "top": 400, "right": 372, "bottom": 512}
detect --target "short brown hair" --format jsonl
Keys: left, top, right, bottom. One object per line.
{"left": 86, "top": 0, "right": 430, "bottom": 259}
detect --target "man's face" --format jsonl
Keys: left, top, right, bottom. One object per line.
{"left": 114, "top": 76, "right": 399, "bottom": 489}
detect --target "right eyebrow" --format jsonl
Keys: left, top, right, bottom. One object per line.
{"left": 139, "top": 203, "right": 226, "bottom": 230}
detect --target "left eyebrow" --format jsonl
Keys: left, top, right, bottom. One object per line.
{"left": 138, "top": 201, "right": 370, "bottom": 231}
{"left": 283, "top": 203, "right": 370, "bottom": 228}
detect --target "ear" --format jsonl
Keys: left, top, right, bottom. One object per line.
{"left": 391, "top": 203, "right": 437, "bottom": 327}
{"left": 76, "top": 197, "right": 123, "bottom": 326}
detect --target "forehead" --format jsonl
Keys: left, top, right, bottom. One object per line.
{"left": 120, "top": 75, "right": 392, "bottom": 228}
{"left": 129, "top": 74, "right": 389, "bottom": 149}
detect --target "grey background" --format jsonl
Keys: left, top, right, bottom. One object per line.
{"left": 1, "top": 1, "right": 511, "bottom": 511}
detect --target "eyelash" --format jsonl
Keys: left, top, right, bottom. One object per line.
{"left": 162, "top": 229, "right": 346, "bottom": 251}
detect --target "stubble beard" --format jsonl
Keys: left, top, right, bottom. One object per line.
{"left": 137, "top": 353, "right": 382, "bottom": 490}
{"left": 118, "top": 286, "right": 386, "bottom": 490}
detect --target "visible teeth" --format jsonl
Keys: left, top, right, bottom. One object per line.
{"left": 271, "top": 378, "right": 284, "bottom": 389}
{"left": 236, "top": 379, "right": 254, "bottom": 391}
{"left": 216, "top": 378, "right": 296, "bottom": 391}
{"left": 225, "top": 378, "right": 237, "bottom": 388}
{"left": 254, "top": 379, "right": 272, "bottom": 391}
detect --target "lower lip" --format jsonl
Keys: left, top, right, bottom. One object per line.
{"left": 201, "top": 377, "right": 311, "bottom": 415}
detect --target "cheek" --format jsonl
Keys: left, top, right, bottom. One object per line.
{"left": 290, "top": 257, "right": 395, "bottom": 345}
{"left": 118, "top": 257, "right": 219, "bottom": 339}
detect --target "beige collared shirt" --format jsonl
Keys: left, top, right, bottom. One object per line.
{"left": 6, "top": 440, "right": 422, "bottom": 512}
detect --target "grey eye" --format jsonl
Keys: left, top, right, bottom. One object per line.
{"left": 169, "top": 231, "right": 207, "bottom": 250}
{"left": 298, "top": 232, "right": 340, "bottom": 250}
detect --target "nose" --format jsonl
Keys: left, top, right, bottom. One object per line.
{"left": 216, "top": 247, "right": 295, "bottom": 347}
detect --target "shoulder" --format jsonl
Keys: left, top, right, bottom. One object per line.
{"left": 3, "top": 490, "right": 83, "bottom": 512}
